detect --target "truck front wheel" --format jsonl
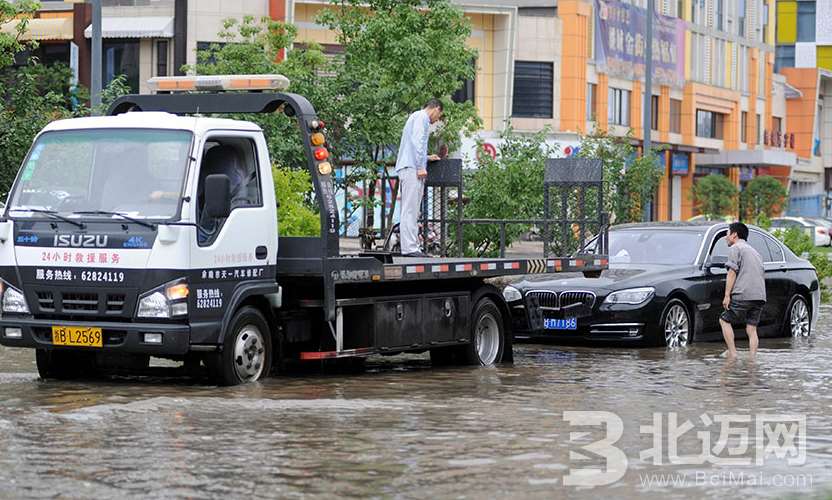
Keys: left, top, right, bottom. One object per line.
{"left": 208, "top": 307, "right": 272, "bottom": 386}
{"left": 36, "top": 349, "right": 94, "bottom": 380}
{"left": 464, "top": 298, "right": 505, "bottom": 366}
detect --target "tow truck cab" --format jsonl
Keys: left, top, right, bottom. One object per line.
{"left": 0, "top": 75, "right": 609, "bottom": 385}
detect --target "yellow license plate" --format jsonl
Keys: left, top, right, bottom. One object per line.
{"left": 51, "top": 326, "right": 103, "bottom": 348}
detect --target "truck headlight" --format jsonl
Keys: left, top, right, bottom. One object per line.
{"left": 603, "top": 287, "right": 655, "bottom": 306}
{"left": 503, "top": 285, "right": 523, "bottom": 303}
{"left": 1, "top": 282, "right": 29, "bottom": 314}
{"left": 137, "top": 279, "right": 189, "bottom": 319}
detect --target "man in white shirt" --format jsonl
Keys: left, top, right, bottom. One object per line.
{"left": 395, "top": 99, "right": 443, "bottom": 257}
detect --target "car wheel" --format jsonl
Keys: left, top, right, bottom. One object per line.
{"left": 207, "top": 307, "right": 272, "bottom": 386}
{"left": 660, "top": 299, "right": 691, "bottom": 348}
{"left": 785, "top": 295, "right": 811, "bottom": 337}
{"left": 464, "top": 298, "right": 505, "bottom": 365}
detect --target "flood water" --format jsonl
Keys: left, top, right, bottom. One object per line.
{"left": 1, "top": 311, "right": 832, "bottom": 499}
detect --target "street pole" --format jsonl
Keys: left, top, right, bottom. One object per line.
{"left": 91, "top": 0, "right": 102, "bottom": 114}
{"left": 643, "top": 0, "right": 654, "bottom": 156}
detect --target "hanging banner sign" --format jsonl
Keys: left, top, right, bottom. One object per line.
{"left": 594, "top": 0, "right": 686, "bottom": 88}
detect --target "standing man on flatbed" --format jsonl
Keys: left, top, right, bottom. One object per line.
{"left": 395, "top": 99, "right": 443, "bottom": 257}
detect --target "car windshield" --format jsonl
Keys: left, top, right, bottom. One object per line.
{"left": 608, "top": 229, "right": 705, "bottom": 265}
{"left": 7, "top": 129, "right": 193, "bottom": 220}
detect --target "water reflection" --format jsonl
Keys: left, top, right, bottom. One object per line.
{"left": 0, "top": 309, "right": 830, "bottom": 498}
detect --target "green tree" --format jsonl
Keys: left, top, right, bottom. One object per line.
{"left": 190, "top": 1, "right": 482, "bottom": 232}
{"left": 691, "top": 174, "right": 737, "bottom": 218}
{"left": 461, "top": 126, "right": 556, "bottom": 256}
{"left": 0, "top": 66, "right": 74, "bottom": 193}
{"left": 577, "top": 128, "right": 664, "bottom": 224}
{"left": 775, "top": 227, "right": 831, "bottom": 302}
{"left": 273, "top": 165, "right": 321, "bottom": 236}
{"left": 741, "top": 175, "right": 788, "bottom": 224}
{"left": 0, "top": 1, "right": 39, "bottom": 70}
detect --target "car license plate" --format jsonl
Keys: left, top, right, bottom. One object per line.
{"left": 51, "top": 326, "right": 103, "bottom": 348}
{"left": 543, "top": 318, "right": 577, "bottom": 331}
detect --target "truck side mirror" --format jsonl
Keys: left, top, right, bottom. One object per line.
{"left": 204, "top": 174, "right": 231, "bottom": 219}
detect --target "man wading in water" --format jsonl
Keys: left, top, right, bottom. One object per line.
{"left": 719, "top": 222, "right": 767, "bottom": 359}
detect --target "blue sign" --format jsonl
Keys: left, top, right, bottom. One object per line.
{"left": 671, "top": 152, "right": 688, "bottom": 175}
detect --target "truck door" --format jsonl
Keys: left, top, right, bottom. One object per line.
{"left": 188, "top": 132, "right": 278, "bottom": 332}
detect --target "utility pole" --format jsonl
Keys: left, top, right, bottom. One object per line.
{"left": 91, "top": 0, "right": 102, "bottom": 113}
{"left": 66, "top": 0, "right": 102, "bottom": 113}
{"left": 643, "top": 0, "right": 654, "bottom": 156}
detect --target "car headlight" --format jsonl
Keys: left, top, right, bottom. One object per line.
{"left": 503, "top": 285, "right": 522, "bottom": 303}
{"left": 1, "top": 282, "right": 29, "bottom": 314}
{"left": 137, "top": 279, "right": 189, "bottom": 318}
{"left": 603, "top": 287, "right": 655, "bottom": 306}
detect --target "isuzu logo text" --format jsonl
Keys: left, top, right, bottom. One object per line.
{"left": 53, "top": 234, "right": 109, "bottom": 248}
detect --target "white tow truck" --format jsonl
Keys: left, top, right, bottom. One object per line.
{"left": 0, "top": 75, "right": 608, "bottom": 385}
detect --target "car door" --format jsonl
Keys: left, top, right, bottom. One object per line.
{"left": 700, "top": 230, "right": 729, "bottom": 332}
{"left": 701, "top": 230, "right": 780, "bottom": 330}
{"left": 761, "top": 233, "right": 793, "bottom": 332}
{"left": 745, "top": 230, "right": 782, "bottom": 328}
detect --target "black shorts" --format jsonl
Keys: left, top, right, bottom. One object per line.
{"left": 720, "top": 299, "right": 766, "bottom": 326}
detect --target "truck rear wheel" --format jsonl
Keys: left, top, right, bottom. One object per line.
{"left": 36, "top": 349, "right": 94, "bottom": 380}
{"left": 464, "top": 298, "right": 505, "bottom": 366}
{"left": 208, "top": 307, "right": 272, "bottom": 386}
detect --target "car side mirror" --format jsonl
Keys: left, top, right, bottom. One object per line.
{"left": 204, "top": 174, "right": 231, "bottom": 219}
{"left": 705, "top": 255, "right": 728, "bottom": 271}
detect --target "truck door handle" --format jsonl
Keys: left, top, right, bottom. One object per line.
{"left": 256, "top": 246, "right": 268, "bottom": 260}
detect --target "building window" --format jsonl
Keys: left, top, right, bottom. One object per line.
{"left": 757, "top": 113, "right": 763, "bottom": 143}
{"left": 797, "top": 1, "right": 816, "bottom": 42}
{"left": 608, "top": 87, "right": 631, "bottom": 126}
{"left": 677, "top": 0, "right": 684, "bottom": 19}
{"left": 772, "top": 116, "right": 782, "bottom": 134}
{"left": 512, "top": 61, "right": 553, "bottom": 119}
{"left": 670, "top": 98, "right": 682, "bottom": 134}
{"left": 716, "top": 0, "right": 724, "bottom": 31}
{"left": 762, "top": 0, "right": 770, "bottom": 43}
{"left": 586, "top": 83, "right": 598, "bottom": 121}
{"left": 651, "top": 95, "right": 659, "bottom": 130}
{"left": 452, "top": 60, "right": 476, "bottom": 104}
{"left": 738, "top": 0, "right": 746, "bottom": 37}
{"left": 156, "top": 40, "right": 169, "bottom": 77}
{"left": 696, "top": 109, "right": 725, "bottom": 139}
{"left": 103, "top": 40, "right": 140, "bottom": 94}
{"left": 741, "top": 111, "right": 748, "bottom": 143}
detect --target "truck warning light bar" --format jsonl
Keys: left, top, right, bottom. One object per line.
{"left": 147, "top": 74, "right": 291, "bottom": 93}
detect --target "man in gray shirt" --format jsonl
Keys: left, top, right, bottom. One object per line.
{"left": 720, "top": 222, "right": 767, "bottom": 359}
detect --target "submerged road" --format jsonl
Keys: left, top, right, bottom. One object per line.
{"left": 0, "top": 308, "right": 830, "bottom": 498}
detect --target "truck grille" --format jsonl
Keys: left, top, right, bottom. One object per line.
{"left": 62, "top": 292, "right": 98, "bottom": 312}
{"left": 526, "top": 290, "right": 558, "bottom": 309}
{"left": 31, "top": 290, "right": 129, "bottom": 317}
{"left": 36, "top": 291, "right": 55, "bottom": 312}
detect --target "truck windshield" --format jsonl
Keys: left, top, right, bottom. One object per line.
{"left": 7, "top": 129, "right": 193, "bottom": 220}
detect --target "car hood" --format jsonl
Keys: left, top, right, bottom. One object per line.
{"left": 509, "top": 263, "right": 695, "bottom": 293}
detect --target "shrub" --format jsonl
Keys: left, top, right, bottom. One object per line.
{"left": 272, "top": 165, "right": 320, "bottom": 237}
{"left": 691, "top": 174, "right": 737, "bottom": 218}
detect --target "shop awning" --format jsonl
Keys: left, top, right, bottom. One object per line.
{"left": 696, "top": 149, "right": 797, "bottom": 168}
{"left": 0, "top": 18, "right": 73, "bottom": 41}
{"left": 85, "top": 16, "right": 174, "bottom": 39}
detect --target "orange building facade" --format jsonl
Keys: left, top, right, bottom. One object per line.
{"left": 558, "top": 0, "right": 796, "bottom": 221}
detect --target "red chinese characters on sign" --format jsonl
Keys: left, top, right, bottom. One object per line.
{"left": 40, "top": 251, "right": 123, "bottom": 264}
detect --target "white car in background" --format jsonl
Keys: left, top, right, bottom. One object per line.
{"left": 770, "top": 217, "right": 832, "bottom": 246}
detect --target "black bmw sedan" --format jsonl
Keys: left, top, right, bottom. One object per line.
{"left": 504, "top": 222, "right": 820, "bottom": 348}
